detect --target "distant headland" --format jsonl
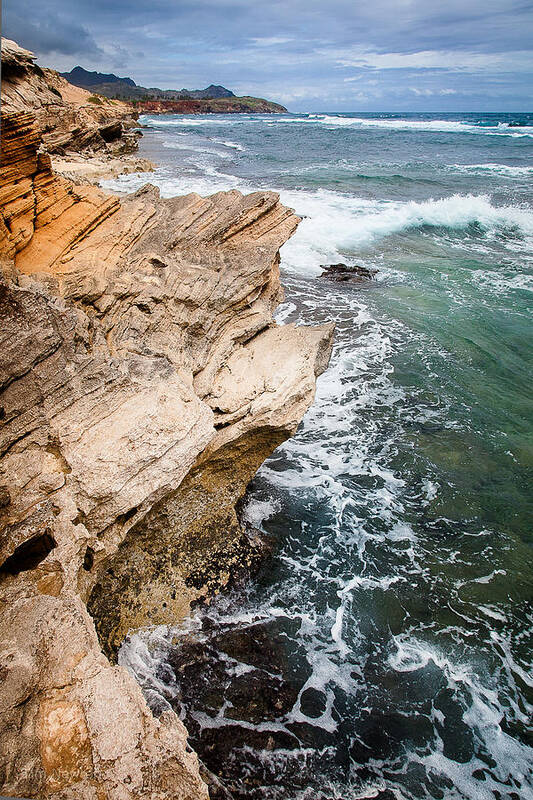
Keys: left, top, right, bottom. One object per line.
{"left": 60, "top": 65, "right": 287, "bottom": 113}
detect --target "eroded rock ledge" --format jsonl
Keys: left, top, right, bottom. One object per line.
{"left": 1, "top": 37, "right": 153, "bottom": 181}
{"left": 0, "top": 110, "right": 334, "bottom": 799}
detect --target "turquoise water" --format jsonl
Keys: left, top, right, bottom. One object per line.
{"left": 111, "top": 112, "right": 533, "bottom": 799}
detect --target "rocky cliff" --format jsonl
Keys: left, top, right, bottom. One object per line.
{"left": 1, "top": 38, "right": 142, "bottom": 158}
{"left": 0, "top": 107, "right": 333, "bottom": 799}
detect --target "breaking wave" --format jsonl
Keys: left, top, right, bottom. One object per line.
{"left": 270, "top": 114, "right": 533, "bottom": 137}
{"left": 280, "top": 192, "right": 533, "bottom": 274}
{"left": 449, "top": 163, "right": 533, "bottom": 177}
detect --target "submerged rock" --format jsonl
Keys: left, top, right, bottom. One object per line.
{"left": 163, "top": 612, "right": 341, "bottom": 799}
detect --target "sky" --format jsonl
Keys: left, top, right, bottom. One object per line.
{"left": 3, "top": 0, "right": 533, "bottom": 111}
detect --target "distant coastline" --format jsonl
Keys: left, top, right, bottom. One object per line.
{"left": 60, "top": 64, "right": 288, "bottom": 114}
{"left": 131, "top": 97, "right": 287, "bottom": 114}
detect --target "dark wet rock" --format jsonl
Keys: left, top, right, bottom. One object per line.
{"left": 198, "top": 760, "right": 236, "bottom": 800}
{"left": 299, "top": 686, "right": 328, "bottom": 718}
{"left": 286, "top": 720, "right": 338, "bottom": 749}
{"left": 243, "top": 524, "right": 275, "bottom": 561}
{"left": 165, "top": 616, "right": 320, "bottom": 797}
{"left": 225, "top": 670, "right": 298, "bottom": 723}
{"left": 214, "top": 618, "right": 299, "bottom": 671}
{"left": 349, "top": 710, "right": 435, "bottom": 764}
{"left": 320, "top": 263, "right": 378, "bottom": 284}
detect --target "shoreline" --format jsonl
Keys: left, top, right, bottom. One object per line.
{"left": 3, "top": 35, "right": 532, "bottom": 799}
{"left": 0, "top": 45, "right": 334, "bottom": 799}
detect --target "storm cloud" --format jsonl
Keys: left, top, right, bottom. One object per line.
{"left": 2, "top": 0, "right": 532, "bottom": 110}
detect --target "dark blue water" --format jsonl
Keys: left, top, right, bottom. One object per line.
{"left": 110, "top": 112, "right": 533, "bottom": 800}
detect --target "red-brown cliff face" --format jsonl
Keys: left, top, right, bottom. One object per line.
{"left": 132, "top": 97, "right": 287, "bottom": 114}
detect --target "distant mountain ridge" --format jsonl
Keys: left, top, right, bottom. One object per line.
{"left": 65, "top": 66, "right": 136, "bottom": 88}
{"left": 60, "top": 66, "right": 235, "bottom": 101}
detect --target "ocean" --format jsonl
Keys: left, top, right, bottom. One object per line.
{"left": 104, "top": 112, "right": 533, "bottom": 800}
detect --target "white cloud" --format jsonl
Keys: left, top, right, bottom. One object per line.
{"left": 250, "top": 36, "right": 294, "bottom": 47}
{"left": 335, "top": 47, "right": 533, "bottom": 73}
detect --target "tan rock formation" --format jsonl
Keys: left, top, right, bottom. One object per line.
{"left": 0, "top": 109, "right": 334, "bottom": 799}
{"left": 50, "top": 153, "right": 155, "bottom": 185}
{"left": 1, "top": 37, "right": 141, "bottom": 158}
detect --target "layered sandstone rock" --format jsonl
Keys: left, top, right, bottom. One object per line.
{"left": 1, "top": 38, "right": 142, "bottom": 158}
{"left": 0, "top": 110, "right": 334, "bottom": 799}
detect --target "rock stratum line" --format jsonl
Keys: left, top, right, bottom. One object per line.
{"left": 0, "top": 43, "right": 334, "bottom": 800}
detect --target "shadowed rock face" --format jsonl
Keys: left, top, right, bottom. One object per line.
{"left": 0, "top": 110, "right": 334, "bottom": 799}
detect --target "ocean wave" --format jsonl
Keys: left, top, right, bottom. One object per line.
{"left": 450, "top": 163, "right": 533, "bottom": 177}
{"left": 267, "top": 117, "right": 307, "bottom": 124}
{"left": 161, "top": 139, "right": 232, "bottom": 158}
{"left": 280, "top": 192, "right": 533, "bottom": 273}
{"left": 347, "top": 193, "right": 533, "bottom": 240}
{"left": 139, "top": 114, "right": 247, "bottom": 127}
{"left": 273, "top": 114, "right": 533, "bottom": 137}
{"left": 211, "top": 137, "right": 245, "bottom": 151}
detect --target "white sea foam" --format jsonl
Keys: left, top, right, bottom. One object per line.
{"left": 478, "top": 605, "right": 507, "bottom": 622}
{"left": 421, "top": 479, "right": 439, "bottom": 505}
{"left": 450, "top": 162, "right": 533, "bottom": 178}
{"left": 118, "top": 624, "right": 181, "bottom": 713}
{"left": 102, "top": 162, "right": 244, "bottom": 197}
{"left": 456, "top": 569, "right": 507, "bottom": 588}
{"left": 141, "top": 111, "right": 533, "bottom": 139}
{"left": 241, "top": 495, "right": 281, "bottom": 529}
{"left": 470, "top": 267, "right": 533, "bottom": 293}
{"left": 347, "top": 194, "right": 533, "bottom": 241}
{"left": 271, "top": 114, "right": 533, "bottom": 137}
{"left": 211, "top": 137, "right": 245, "bottom": 150}
{"left": 274, "top": 301, "right": 297, "bottom": 324}
{"left": 161, "top": 139, "right": 232, "bottom": 158}
{"left": 140, "top": 114, "right": 247, "bottom": 127}
{"left": 280, "top": 192, "right": 533, "bottom": 274}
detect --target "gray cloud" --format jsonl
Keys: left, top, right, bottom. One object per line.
{"left": 2, "top": 0, "right": 532, "bottom": 110}
{"left": 2, "top": 1, "right": 103, "bottom": 57}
